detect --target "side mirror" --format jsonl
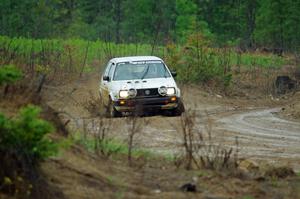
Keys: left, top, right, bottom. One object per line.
{"left": 171, "top": 71, "right": 177, "bottom": 77}
{"left": 103, "top": 76, "right": 110, "bottom": 81}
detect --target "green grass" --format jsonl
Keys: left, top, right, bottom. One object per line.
{"left": 0, "top": 36, "right": 161, "bottom": 70}
{"left": 237, "top": 53, "right": 287, "bottom": 68}
{"left": 0, "top": 36, "right": 169, "bottom": 80}
{"left": 1, "top": 36, "right": 287, "bottom": 69}
{"left": 0, "top": 36, "right": 289, "bottom": 85}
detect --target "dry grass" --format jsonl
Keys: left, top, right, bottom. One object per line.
{"left": 230, "top": 64, "right": 300, "bottom": 98}
{"left": 125, "top": 115, "right": 149, "bottom": 166}
{"left": 175, "top": 108, "right": 239, "bottom": 171}
{"left": 264, "top": 166, "right": 296, "bottom": 179}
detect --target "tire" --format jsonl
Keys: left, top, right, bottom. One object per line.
{"left": 170, "top": 101, "right": 185, "bottom": 116}
{"left": 107, "top": 99, "right": 122, "bottom": 118}
{"left": 98, "top": 92, "right": 108, "bottom": 116}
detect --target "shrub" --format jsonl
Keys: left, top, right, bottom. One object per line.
{"left": 0, "top": 65, "right": 22, "bottom": 86}
{"left": 166, "top": 32, "right": 233, "bottom": 88}
{"left": 0, "top": 105, "right": 57, "bottom": 163}
{"left": 0, "top": 105, "right": 58, "bottom": 197}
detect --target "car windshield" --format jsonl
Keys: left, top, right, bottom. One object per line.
{"left": 113, "top": 61, "right": 171, "bottom": 81}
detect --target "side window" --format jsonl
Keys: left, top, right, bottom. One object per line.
{"left": 108, "top": 63, "right": 115, "bottom": 80}
{"left": 104, "top": 62, "right": 112, "bottom": 77}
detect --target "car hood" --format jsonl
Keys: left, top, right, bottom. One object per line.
{"left": 111, "top": 77, "right": 177, "bottom": 90}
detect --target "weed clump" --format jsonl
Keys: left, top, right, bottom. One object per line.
{"left": 176, "top": 109, "right": 238, "bottom": 171}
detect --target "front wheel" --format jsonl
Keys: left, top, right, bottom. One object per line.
{"left": 107, "top": 99, "right": 122, "bottom": 118}
{"left": 170, "top": 101, "right": 185, "bottom": 116}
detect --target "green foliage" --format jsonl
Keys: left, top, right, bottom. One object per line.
{"left": 175, "top": 0, "right": 197, "bottom": 42}
{"left": 0, "top": 65, "right": 22, "bottom": 85}
{"left": 255, "top": 0, "right": 300, "bottom": 49}
{"left": 0, "top": 105, "right": 57, "bottom": 162}
{"left": 0, "top": 36, "right": 159, "bottom": 72}
{"left": 165, "top": 31, "right": 287, "bottom": 86}
{"left": 0, "top": 0, "right": 300, "bottom": 51}
{"left": 197, "top": 1, "right": 246, "bottom": 43}
{"left": 166, "top": 32, "right": 233, "bottom": 86}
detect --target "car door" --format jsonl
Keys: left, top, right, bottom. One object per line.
{"left": 100, "top": 62, "right": 113, "bottom": 106}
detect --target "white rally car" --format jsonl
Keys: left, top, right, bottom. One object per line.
{"left": 99, "top": 56, "right": 184, "bottom": 117}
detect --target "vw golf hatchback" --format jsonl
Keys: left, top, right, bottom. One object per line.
{"left": 99, "top": 56, "right": 184, "bottom": 117}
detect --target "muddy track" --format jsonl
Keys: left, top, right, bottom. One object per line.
{"left": 216, "top": 108, "right": 300, "bottom": 170}
{"left": 45, "top": 74, "right": 300, "bottom": 171}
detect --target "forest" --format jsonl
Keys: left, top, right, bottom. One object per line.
{"left": 1, "top": 0, "right": 300, "bottom": 51}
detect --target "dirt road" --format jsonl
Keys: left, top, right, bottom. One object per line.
{"left": 44, "top": 74, "right": 300, "bottom": 171}
{"left": 216, "top": 108, "right": 300, "bottom": 170}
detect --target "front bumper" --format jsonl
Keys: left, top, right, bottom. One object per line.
{"left": 113, "top": 96, "right": 180, "bottom": 112}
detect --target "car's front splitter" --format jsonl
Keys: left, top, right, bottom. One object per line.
{"left": 113, "top": 96, "right": 180, "bottom": 112}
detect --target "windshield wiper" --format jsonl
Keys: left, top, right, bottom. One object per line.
{"left": 141, "top": 64, "right": 150, "bottom": 80}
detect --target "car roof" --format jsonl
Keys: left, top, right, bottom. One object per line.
{"left": 110, "top": 56, "right": 163, "bottom": 63}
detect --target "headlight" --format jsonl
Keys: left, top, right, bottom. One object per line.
{"left": 119, "top": 88, "right": 137, "bottom": 98}
{"left": 167, "top": 87, "right": 176, "bottom": 95}
{"left": 158, "top": 86, "right": 176, "bottom": 96}
{"left": 119, "top": 90, "right": 129, "bottom": 98}
{"left": 158, "top": 86, "right": 167, "bottom": 96}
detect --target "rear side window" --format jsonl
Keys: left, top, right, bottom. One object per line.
{"left": 108, "top": 64, "right": 115, "bottom": 79}
{"left": 103, "top": 62, "right": 112, "bottom": 77}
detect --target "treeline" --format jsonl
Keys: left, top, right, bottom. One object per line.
{"left": 1, "top": 0, "right": 300, "bottom": 51}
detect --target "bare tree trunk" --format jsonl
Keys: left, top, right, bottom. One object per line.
{"left": 246, "top": 0, "right": 257, "bottom": 49}
{"left": 151, "top": 23, "right": 161, "bottom": 55}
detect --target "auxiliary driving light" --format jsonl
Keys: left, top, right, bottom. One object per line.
{"left": 119, "top": 88, "right": 137, "bottom": 99}
{"left": 128, "top": 88, "right": 137, "bottom": 98}
{"left": 171, "top": 96, "right": 177, "bottom": 102}
{"left": 158, "top": 86, "right": 167, "bottom": 96}
{"left": 159, "top": 86, "right": 176, "bottom": 96}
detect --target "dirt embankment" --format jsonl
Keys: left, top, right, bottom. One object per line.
{"left": 42, "top": 139, "right": 300, "bottom": 199}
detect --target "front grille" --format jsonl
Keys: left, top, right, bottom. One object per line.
{"left": 136, "top": 88, "right": 159, "bottom": 98}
